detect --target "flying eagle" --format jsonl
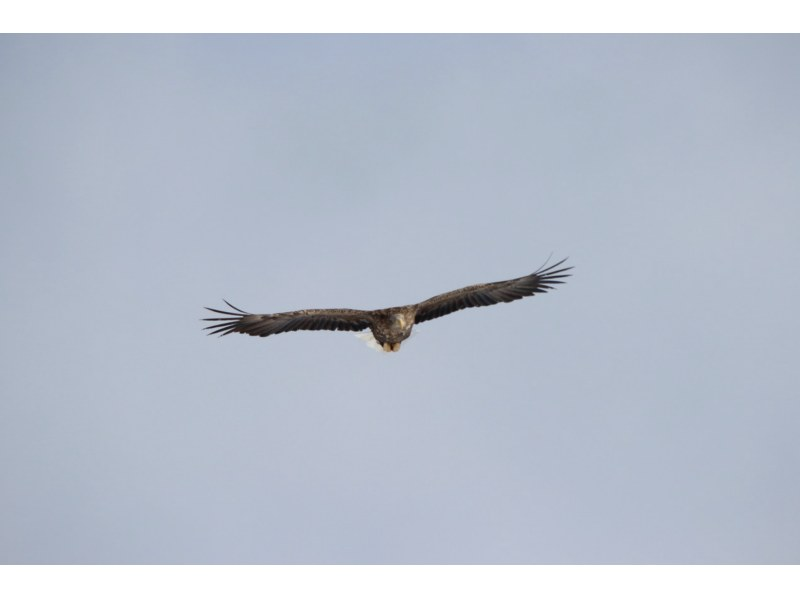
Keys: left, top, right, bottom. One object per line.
{"left": 203, "top": 258, "right": 572, "bottom": 352}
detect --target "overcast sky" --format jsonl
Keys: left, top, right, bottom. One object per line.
{"left": 1, "top": 35, "right": 799, "bottom": 564}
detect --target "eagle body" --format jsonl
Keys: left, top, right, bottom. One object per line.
{"left": 204, "top": 259, "right": 571, "bottom": 352}
{"left": 369, "top": 307, "right": 416, "bottom": 351}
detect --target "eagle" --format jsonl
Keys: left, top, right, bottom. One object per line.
{"left": 203, "top": 258, "right": 572, "bottom": 352}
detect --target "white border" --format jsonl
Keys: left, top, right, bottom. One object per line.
{"left": 1, "top": 566, "right": 800, "bottom": 598}
{"left": 3, "top": 1, "right": 800, "bottom": 33}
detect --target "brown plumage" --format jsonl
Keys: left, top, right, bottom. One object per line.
{"left": 203, "top": 258, "right": 572, "bottom": 352}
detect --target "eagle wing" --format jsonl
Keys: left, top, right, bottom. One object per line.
{"left": 203, "top": 301, "right": 375, "bottom": 338}
{"left": 413, "top": 258, "right": 572, "bottom": 324}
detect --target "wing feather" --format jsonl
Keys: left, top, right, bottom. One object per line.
{"left": 203, "top": 302, "right": 374, "bottom": 338}
{"left": 413, "top": 258, "right": 572, "bottom": 324}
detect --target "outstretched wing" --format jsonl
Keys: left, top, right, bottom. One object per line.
{"left": 413, "top": 258, "right": 572, "bottom": 324}
{"left": 203, "top": 301, "right": 375, "bottom": 338}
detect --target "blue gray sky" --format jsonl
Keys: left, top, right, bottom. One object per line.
{"left": 1, "top": 35, "right": 799, "bottom": 564}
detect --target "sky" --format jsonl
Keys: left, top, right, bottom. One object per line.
{"left": 1, "top": 35, "right": 799, "bottom": 564}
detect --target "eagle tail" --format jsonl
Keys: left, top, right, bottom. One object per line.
{"left": 355, "top": 331, "right": 385, "bottom": 352}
